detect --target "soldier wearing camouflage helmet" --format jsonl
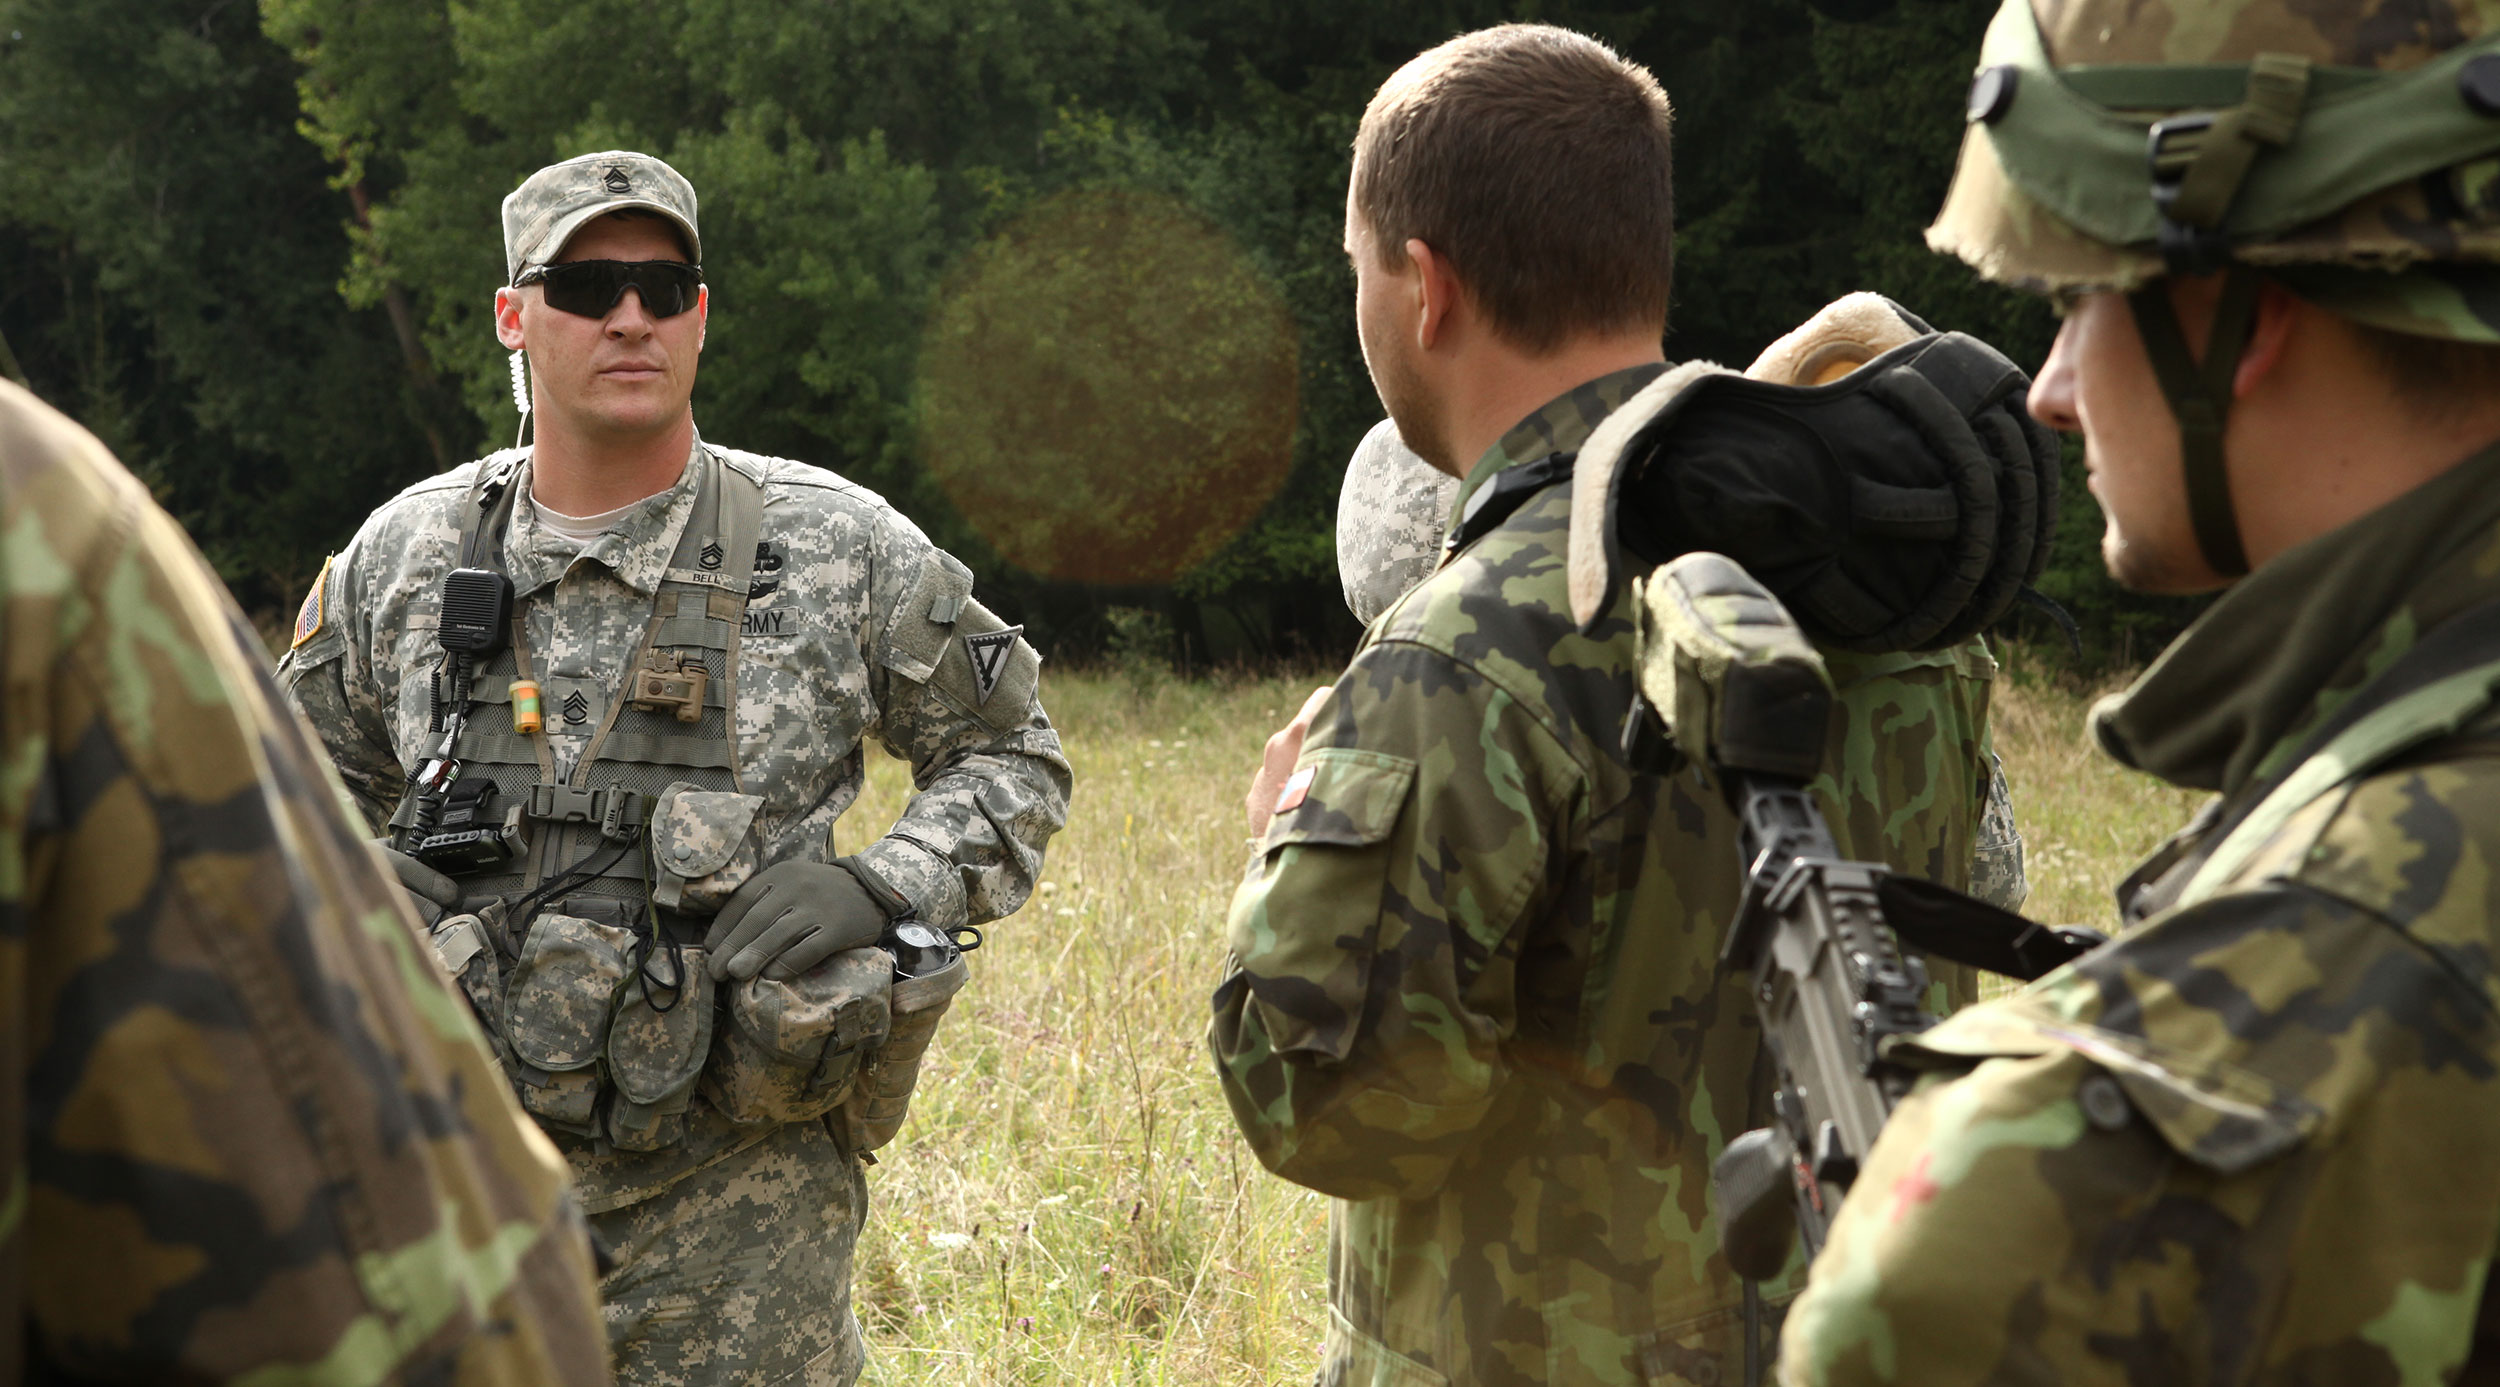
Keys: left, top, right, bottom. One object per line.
{"left": 1782, "top": 2, "right": 2500, "bottom": 1382}
{"left": 0, "top": 378, "right": 608, "bottom": 1382}
{"left": 278, "top": 150, "right": 1071, "bottom": 1385}
{"left": 1210, "top": 26, "right": 2021, "bottom": 1385}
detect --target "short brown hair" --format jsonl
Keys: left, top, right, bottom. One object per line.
{"left": 2353, "top": 320, "right": 2500, "bottom": 422}
{"left": 1352, "top": 24, "right": 1674, "bottom": 355}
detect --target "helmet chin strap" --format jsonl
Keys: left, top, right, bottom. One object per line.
{"left": 2126, "top": 265, "right": 2263, "bottom": 579}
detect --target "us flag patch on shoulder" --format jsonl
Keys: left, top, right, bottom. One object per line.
{"left": 291, "top": 555, "right": 332, "bottom": 649}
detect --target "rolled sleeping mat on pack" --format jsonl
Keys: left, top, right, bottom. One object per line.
{"left": 1567, "top": 292, "right": 2060, "bottom": 652}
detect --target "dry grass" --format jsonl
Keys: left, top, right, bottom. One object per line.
{"left": 845, "top": 668, "right": 1338, "bottom": 1385}
{"left": 1984, "top": 656, "right": 2205, "bottom": 931}
{"left": 845, "top": 656, "right": 2202, "bottom": 1384}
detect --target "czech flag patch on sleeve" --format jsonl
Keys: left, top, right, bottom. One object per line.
{"left": 291, "top": 555, "right": 332, "bottom": 650}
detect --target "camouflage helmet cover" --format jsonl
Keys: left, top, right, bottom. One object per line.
{"left": 1930, "top": 0, "right": 2500, "bottom": 340}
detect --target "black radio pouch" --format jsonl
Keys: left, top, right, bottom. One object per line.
{"left": 412, "top": 776, "right": 522, "bottom": 874}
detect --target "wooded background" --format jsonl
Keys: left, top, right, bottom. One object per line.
{"left": 0, "top": 0, "right": 2208, "bottom": 666}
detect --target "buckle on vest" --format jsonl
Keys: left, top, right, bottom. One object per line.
{"left": 629, "top": 651, "right": 708, "bottom": 724}
{"left": 527, "top": 785, "right": 602, "bottom": 824}
{"left": 600, "top": 787, "right": 646, "bottom": 842}
{"left": 524, "top": 784, "right": 648, "bottom": 842}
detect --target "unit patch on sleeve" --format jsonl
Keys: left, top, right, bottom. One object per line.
{"left": 963, "top": 626, "right": 1025, "bottom": 705}
{"left": 291, "top": 555, "right": 333, "bottom": 649}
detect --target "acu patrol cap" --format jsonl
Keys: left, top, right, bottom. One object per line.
{"left": 501, "top": 150, "right": 701, "bottom": 284}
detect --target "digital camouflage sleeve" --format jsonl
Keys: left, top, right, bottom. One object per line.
{"left": 1211, "top": 366, "right": 2000, "bottom": 1387}
{"left": 0, "top": 380, "right": 607, "bottom": 1384}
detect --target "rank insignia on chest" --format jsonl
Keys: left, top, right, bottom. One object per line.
{"left": 291, "top": 555, "right": 332, "bottom": 649}
{"left": 698, "top": 540, "right": 725, "bottom": 571}
{"left": 964, "top": 626, "right": 1023, "bottom": 705}
{"left": 628, "top": 650, "right": 708, "bottom": 723}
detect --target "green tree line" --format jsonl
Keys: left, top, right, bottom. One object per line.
{"left": 0, "top": 0, "right": 2205, "bottom": 666}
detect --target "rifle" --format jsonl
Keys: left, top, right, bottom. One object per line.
{"left": 1626, "top": 553, "right": 2104, "bottom": 1350}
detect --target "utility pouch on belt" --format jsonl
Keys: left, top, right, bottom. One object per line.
{"left": 429, "top": 910, "right": 512, "bottom": 1073}
{"left": 705, "top": 946, "right": 894, "bottom": 1126}
{"left": 502, "top": 909, "right": 638, "bottom": 1133}
{"left": 650, "top": 781, "right": 765, "bottom": 914}
{"left": 605, "top": 943, "right": 716, "bottom": 1151}
{"left": 846, "top": 925, "right": 972, "bottom": 1154}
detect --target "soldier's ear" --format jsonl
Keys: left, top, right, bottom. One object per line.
{"left": 1406, "top": 238, "right": 1456, "bottom": 351}
{"left": 2231, "top": 280, "right": 2302, "bottom": 402}
{"left": 494, "top": 286, "right": 527, "bottom": 351}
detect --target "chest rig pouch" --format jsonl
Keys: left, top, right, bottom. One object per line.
{"left": 391, "top": 451, "right": 884, "bottom": 1153}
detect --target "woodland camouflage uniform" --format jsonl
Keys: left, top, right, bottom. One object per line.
{"left": 1212, "top": 365, "right": 2002, "bottom": 1387}
{"left": 0, "top": 378, "right": 607, "bottom": 1383}
{"left": 1783, "top": 1, "right": 2500, "bottom": 1381}
{"left": 1333, "top": 408, "right": 2030, "bottom": 915}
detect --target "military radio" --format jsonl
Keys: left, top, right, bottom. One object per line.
{"left": 405, "top": 565, "right": 524, "bottom": 875}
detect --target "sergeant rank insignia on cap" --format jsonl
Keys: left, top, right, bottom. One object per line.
{"left": 291, "top": 555, "right": 332, "bottom": 649}
{"left": 964, "top": 627, "right": 1023, "bottom": 705}
{"left": 603, "top": 164, "right": 632, "bottom": 194}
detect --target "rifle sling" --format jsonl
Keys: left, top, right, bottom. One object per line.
{"left": 1877, "top": 874, "right": 2104, "bottom": 982}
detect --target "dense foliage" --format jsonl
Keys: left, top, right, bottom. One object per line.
{"left": 0, "top": 0, "right": 2204, "bottom": 664}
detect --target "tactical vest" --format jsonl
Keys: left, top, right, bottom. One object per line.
{"left": 391, "top": 446, "right": 761, "bottom": 921}
{"left": 399, "top": 448, "right": 893, "bottom": 1156}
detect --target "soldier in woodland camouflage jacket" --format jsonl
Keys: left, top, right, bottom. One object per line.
{"left": 1210, "top": 28, "right": 2004, "bottom": 1386}
{"left": 280, "top": 152, "right": 1068, "bottom": 1385}
{"left": 1333, "top": 417, "right": 2031, "bottom": 914}
{"left": 0, "top": 378, "right": 607, "bottom": 1382}
{"left": 1782, "top": 1, "right": 2500, "bottom": 1381}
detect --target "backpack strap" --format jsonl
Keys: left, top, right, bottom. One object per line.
{"left": 1445, "top": 452, "right": 1574, "bottom": 557}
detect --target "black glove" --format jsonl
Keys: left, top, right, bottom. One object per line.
{"left": 705, "top": 859, "right": 893, "bottom": 983}
{"left": 1577, "top": 329, "right": 2059, "bottom": 652}
{"left": 374, "top": 839, "right": 461, "bottom": 927}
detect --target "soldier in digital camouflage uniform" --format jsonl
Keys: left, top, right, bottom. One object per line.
{"left": 1210, "top": 27, "right": 2012, "bottom": 1385}
{"left": 278, "top": 151, "right": 1070, "bottom": 1385}
{"left": 1781, "top": 1, "right": 2500, "bottom": 1381}
{"left": 0, "top": 378, "right": 608, "bottom": 1382}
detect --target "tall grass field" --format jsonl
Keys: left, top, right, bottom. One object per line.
{"left": 845, "top": 659, "right": 2201, "bottom": 1385}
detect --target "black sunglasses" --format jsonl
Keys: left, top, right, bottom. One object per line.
{"left": 514, "top": 259, "right": 705, "bottom": 319}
